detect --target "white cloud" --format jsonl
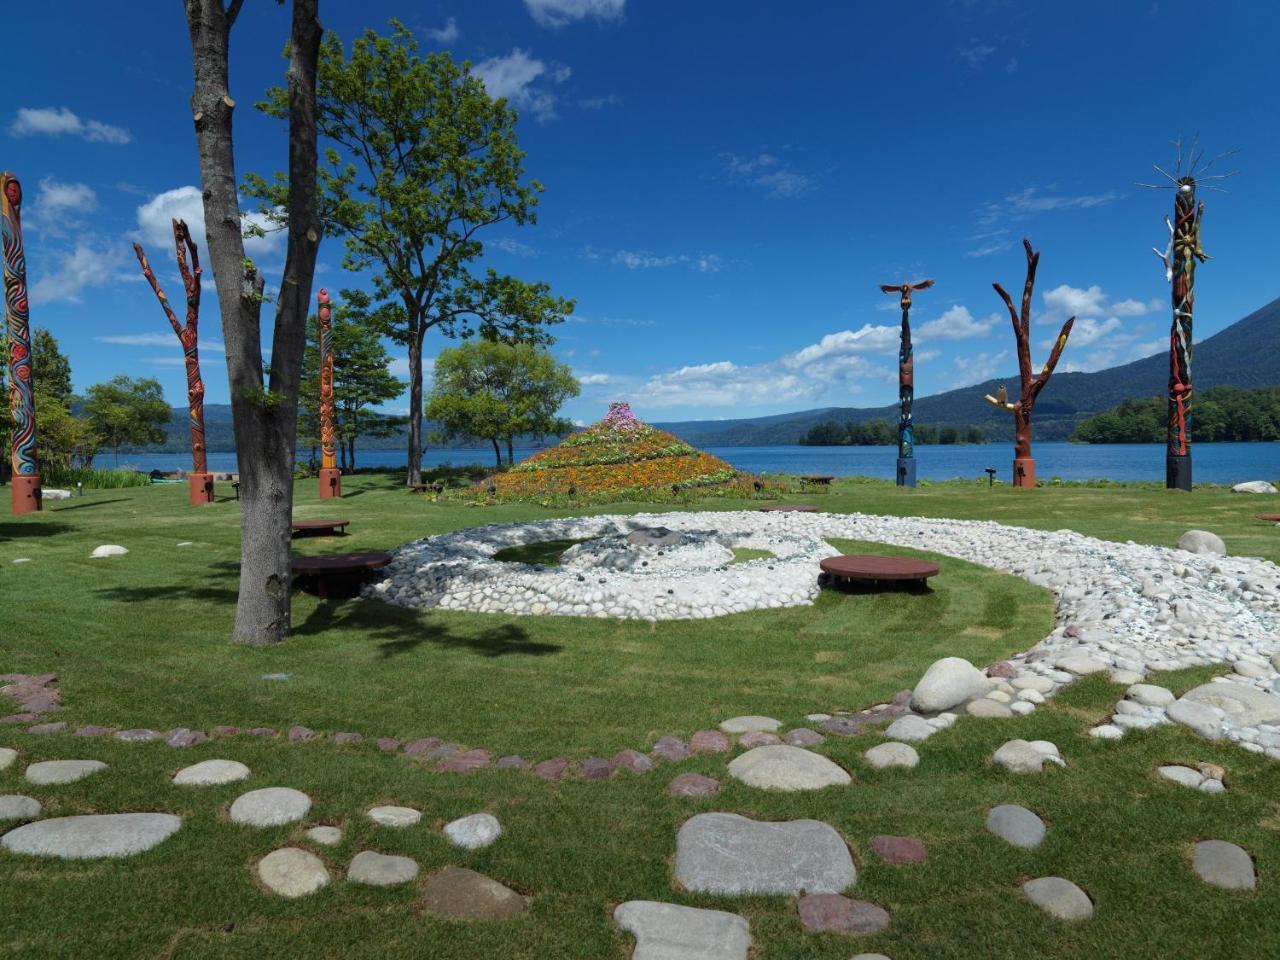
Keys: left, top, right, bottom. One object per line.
{"left": 1065, "top": 316, "right": 1123, "bottom": 347}
{"left": 489, "top": 237, "right": 537, "bottom": 257}
{"left": 602, "top": 248, "right": 723, "bottom": 272}
{"left": 9, "top": 106, "right": 131, "bottom": 144}
{"left": 917, "top": 305, "right": 998, "bottom": 340}
{"left": 525, "top": 0, "right": 625, "bottom": 28}
{"left": 579, "top": 94, "right": 621, "bottom": 110}
{"left": 29, "top": 241, "right": 124, "bottom": 304}
{"left": 723, "top": 153, "right": 816, "bottom": 199}
{"left": 577, "top": 372, "right": 611, "bottom": 385}
{"left": 94, "top": 333, "right": 225, "bottom": 353}
{"left": 951, "top": 350, "right": 1009, "bottom": 387}
{"left": 968, "top": 187, "right": 1121, "bottom": 257}
{"left": 426, "top": 17, "right": 460, "bottom": 44}
{"left": 135, "top": 186, "right": 281, "bottom": 258}
{"left": 28, "top": 178, "right": 97, "bottom": 233}
{"left": 612, "top": 249, "right": 680, "bottom": 270}
{"left": 957, "top": 38, "right": 997, "bottom": 70}
{"left": 473, "top": 49, "right": 569, "bottom": 122}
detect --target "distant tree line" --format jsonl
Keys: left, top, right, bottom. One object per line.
{"left": 799, "top": 418, "right": 988, "bottom": 446}
{"left": 1072, "top": 386, "right": 1280, "bottom": 443}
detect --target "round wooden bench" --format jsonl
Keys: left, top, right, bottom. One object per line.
{"left": 1255, "top": 514, "right": 1280, "bottom": 523}
{"left": 819, "top": 554, "right": 939, "bottom": 590}
{"left": 291, "top": 518, "right": 350, "bottom": 537}
{"left": 292, "top": 551, "right": 391, "bottom": 598}
{"left": 799, "top": 475, "right": 835, "bottom": 491}
{"left": 758, "top": 504, "right": 819, "bottom": 513}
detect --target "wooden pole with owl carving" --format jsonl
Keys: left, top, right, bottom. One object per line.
{"left": 317, "top": 288, "right": 341, "bottom": 499}
{"left": 879, "top": 279, "right": 933, "bottom": 487}
{"left": 983, "top": 238, "right": 1074, "bottom": 488}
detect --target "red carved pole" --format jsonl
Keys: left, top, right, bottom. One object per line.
{"left": 317, "top": 288, "right": 340, "bottom": 499}
{"left": 3, "top": 173, "right": 41, "bottom": 514}
{"left": 983, "top": 238, "right": 1075, "bottom": 488}
{"left": 133, "top": 219, "right": 213, "bottom": 505}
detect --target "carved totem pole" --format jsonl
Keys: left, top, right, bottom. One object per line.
{"left": 2, "top": 172, "right": 40, "bottom": 515}
{"left": 1145, "top": 141, "right": 1235, "bottom": 490}
{"left": 317, "top": 288, "right": 341, "bottom": 499}
{"left": 133, "top": 219, "right": 213, "bottom": 505}
{"left": 879, "top": 279, "right": 933, "bottom": 487}
{"left": 983, "top": 239, "right": 1074, "bottom": 488}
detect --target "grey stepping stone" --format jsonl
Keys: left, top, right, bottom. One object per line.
{"left": 258, "top": 847, "right": 330, "bottom": 897}
{"left": 580, "top": 756, "right": 616, "bottom": 780}
{"left": 421, "top": 866, "right": 528, "bottom": 920}
{"left": 444, "top": 813, "right": 502, "bottom": 850}
{"left": 1183, "top": 682, "right": 1280, "bottom": 726}
{"left": 1166, "top": 699, "right": 1223, "bottom": 740}
{"left": 532, "top": 757, "right": 569, "bottom": 780}
{"left": 229, "top": 787, "right": 311, "bottom": 827}
{"left": 674, "top": 812, "right": 855, "bottom": 895}
{"left": 719, "top": 715, "right": 781, "bottom": 734}
{"left": 0, "top": 795, "right": 41, "bottom": 821}
{"left": 305, "top": 825, "right": 342, "bottom": 846}
{"left": 165, "top": 728, "right": 208, "bottom": 748}
{"left": 348, "top": 850, "right": 419, "bottom": 886}
{"left": 667, "top": 773, "right": 720, "bottom": 798}
{"left": 652, "top": 736, "right": 691, "bottom": 761}
{"left": 115, "top": 729, "right": 161, "bottom": 742}
{"left": 1193, "top": 840, "right": 1256, "bottom": 890}
{"left": 495, "top": 755, "right": 527, "bottom": 769}
{"left": 993, "top": 739, "right": 1063, "bottom": 774}
{"left": 797, "top": 894, "right": 890, "bottom": 934}
{"left": 1022, "top": 877, "right": 1093, "bottom": 920}
{"left": 986, "top": 804, "right": 1046, "bottom": 849}
{"left": 864, "top": 742, "right": 919, "bottom": 769}
{"left": 173, "top": 759, "right": 251, "bottom": 786}
{"left": 738, "top": 731, "right": 782, "bottom": 748}
{"left": 26, "top": 722, "right": 67, "bottom": 734}
{"left": 614, "top": 900, "right": 750, "bottom": 960}
{"left": 24, "top": 759, "right": 106, "bottom": 785}
{"left": 261, "top": 673, "right": 290, "bottom": 681}
{"left": 1, "top": 813, "right": 181, "bottom": 859}
{"left": 0, "top": 747, "right": 16, "bottom": 770}
{"left": 726, "top": 745, "right": 850, "bottom": 792}
{"left": 784, "top": 728, "right": 825, "bottom": 747}
{"left": 883, "top": 715, "right": 933, "bottom": 742}
{"left": 1158, "top": 765, "right": 1205, "bottom": 789}
{"left": 367, "top": 804, "right": 421, "bottom": 827}
{"left": 967, "top": 698, "right": 1013, "bottom": 718}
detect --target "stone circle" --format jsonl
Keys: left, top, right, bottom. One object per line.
{"left": 420, "top": 866, "right": 528, "bottom": 920}
{"left": 24, "top": 759, "right": 107, "bottom": 785}
{"left": 674, "top": 812, "right": 855, "bottom": 895}
{"left": 258, "top": 847, "right": 330, "bottom": 897}
{"left": 229, "top": 787, "right": 311, "bottom": 827}
{"left": 1, "top": 813, "right": 181, "bottom": 859}
{"left": 0, "top": 795, "right": 42, "bottom": 821}
{"left": 1022, "top": 877, "right": 1093, "bottom": 920}
{"left": 726, "top": 744, "right": 850, "bottom": 791}
{"left": 864, "top": 742, "right": 919, "bottom": 769}
{"left": 348, "top": 850, "right": 419, "bottom": 886}
{"left": 367, "top": 805, "right": 421, "bottom": 827}
{"left": 614, "top": 900, "right": 750, "bottom": 960}
{"left": 986, "top": 804, "right": 1046, "bottom": 849}
{"left": 444, "top": 813, "right": 502, "bottom": 850}
{"left": 172, "top": 759, "right": 251, "bottom": 786}
{"left": 1192, "top": 840, "right": 1255, "bottom": 889}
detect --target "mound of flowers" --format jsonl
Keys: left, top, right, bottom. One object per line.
{"left": 481, "top": 402, "right": 756, "bottom": 501}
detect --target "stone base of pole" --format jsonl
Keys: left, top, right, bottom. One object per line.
{"left": 187, "top": 472, "right": 215, "bottom": 506}
{"left": 1166, "top": 454, "right": 1192, "bottom": 491}
{"left": 319, "top": 467, "right": 342, "bottom": 500}
{"left": 896, "top": 457, "right": 916, "bottom": 488}
{"left": 1012, "top": 457, "right": 1036, "bottom": 489}
{"left": 10, "top": 475, "right": 42, "bottom": 515}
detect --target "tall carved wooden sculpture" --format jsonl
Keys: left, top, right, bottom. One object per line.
{"left": 133, "top": 219, "right": 213, "bottom": 505}
{"left": 983, "top": 238, "right": 1074, "bottom": 488}
{"left": 2, "top": 173, "right": 40, "bottom": 515}
{"left": 879, "top": 279, "right": 933, "bottom": 487}
{"left": 1145, "top": 141, "right": 1235, "bottom": 490}
{"left": 317, "top": 289, "right": 340, "bottom": 499}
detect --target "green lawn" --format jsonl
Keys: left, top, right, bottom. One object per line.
{"left": 1, "top": 475, "right": 1278, "bottom": 959}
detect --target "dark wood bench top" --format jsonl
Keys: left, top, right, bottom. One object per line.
{"left": 292, "top": 552, "right": 390, "bottom": 574}
{"left": 1255, "top": 514, "right": 1280, "bottom": 523}
{"left": 759, "top": 504, "right": 819, "bottom": 512}
{"left": 292, "top": 518, "right": 350, "bottom": 534}
{"left": 411, "top": 482, "right": 444, "bottom": 493}
{"left": 799, "top": 475, "right": 835, "bottom": 483}
{"left": 820, "top": 554, "right": 939, "bottom": 582}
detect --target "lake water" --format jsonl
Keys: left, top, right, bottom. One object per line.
{"left": 108, "top": 441, "right": 1280, "bottom": 484}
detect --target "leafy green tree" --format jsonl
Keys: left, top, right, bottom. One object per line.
{"left": 299, "top": 289, "right": 406, "bottom": 470}
{"left": 32, "top": 329, "right": 73, "bottom": 406}
{"left": 82, "top": 376, "right": 171, "bottom": 465}
{"left": 38, "top": 402, "right": 98, "bottom": 470}
{"left": 247, "top": 22, "right": 574, "bottom": 485}
{"left": 426, "top": 340, "right": 579, "bottom": 467}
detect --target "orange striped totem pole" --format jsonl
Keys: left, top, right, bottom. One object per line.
{"left": 3, "top": 172, "right": 41, "bottom": 515}
{"left": 317, "top": 288, "right": 340, "bottom": 499}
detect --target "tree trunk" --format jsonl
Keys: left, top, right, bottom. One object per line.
{"left": 348, "top": 436, "right": 355, "bottom": 471}
{"left": 1013, "top": 406, "right": 1031, "bottom": 461}
{"left": 506, "top": 436, "right": 514, "bottom": 465}
{"left": 490, "top": 438, "right": 502, "bottom": 468}
{"left": 185, "top": 0, "right": 322, "bottom": 645}
{"left": 407, "top": 325, "right": 424, "bottom": 486}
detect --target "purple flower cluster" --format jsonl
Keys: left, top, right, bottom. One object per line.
{"left": 603, "top": 401, "right": 641, "bottom": 432}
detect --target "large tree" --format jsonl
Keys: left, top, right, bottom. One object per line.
{"left": 83, "top": 376, "right": 171, "bottom": 465}
{"left": 184, "top": 0, "right": 323, "bottom": 644}
{"left": 426, "top": 339, "right": 578, "bottom": 467}
{"left": 31, "top": 329, "right": 73, "bottom": 406}
{"left": 246, "top": 21, "right": 573, "bottom": 486}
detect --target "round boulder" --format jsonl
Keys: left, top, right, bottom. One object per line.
{"left": 257, "top": 847, "right": 330, "bottom": 897}
{"left": 986, "top": 804, "right": 1046, "bottom": 849}
{"left": 863, "top": 741, "right": 919, "bottom": 770}
{"left": 718, "top": 716, "right": 781, "bottom": 734}
{"left": 1177, "top": 530, "right": 1226, "bottom": 556}
{"left": 444, "top": 813, "right": 502, "bottom": 850}
{"left": 911, "top": 657, "right": 993, "bottom": 712}
{"left": 1022, "top": 877, "right": 1093, "bottom": 920}
{"left": 229, "top": 787, "right": 311, "bottom": 827}
{"left": 348, "top": 849, "right": 419, "bottom": 887}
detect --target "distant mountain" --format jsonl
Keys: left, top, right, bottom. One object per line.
{"left": 654, "top": 295, "right": 1280, "bottom": 445}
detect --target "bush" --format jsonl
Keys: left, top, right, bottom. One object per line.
{"left": 42, "top": 465, "right": 150, "bottom": 489}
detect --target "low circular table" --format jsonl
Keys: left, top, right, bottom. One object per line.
{"left": 292, "top": 551, "right": 391, "bottom": 598}
{"left": 758, "top": 504, "right": 819, "bottom": 513}
{"left": 819, "top": 554, "right": 939, "bottom": 589}
{"left": 291, "top": 518, "right": 350, "bottom": 536}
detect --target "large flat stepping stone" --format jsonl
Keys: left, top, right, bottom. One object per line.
{"left": 1022, "top": 877, "right": 1093, "bottom": 920}
{"left": 258, "top": 847, "right": 330, "bottom": 897}
{"left": 797, "top": 893, "right": 890, "bottom": 935}
{"left": 675, "top": 812, "right": 855, "bottom": 895}
{"left": 421, "top": 866, "right": 528, "bottom": 920}
{"left": 444, "top": 813, "right": 502, "bottom": 850}
{"left": 230, "top": 787, "right": 311, "bottom": 827}
{"left": 864, "top": 742, "right": 919, "bottom": 769}
{"left": 719, "top": 716, "right": 781, "bottom": 734}
{"left": 986, "top": 804, "right": 1046, "bottom": 849}
{"left": 348, "top": 850, "right": 419, "bottom": 886}
{"left": 614, "top": 900, "right": 751, "bottom": 960}
{"left": 726, "top": 745, "right": 850, "bottom": 792}
{"left": 0, "top": 795, "right": 42, "bottom": 821}
{"left": 367, "top": 805, "right": 421, "bottom": 827}
{"left": 305, "top": 825, "right": 342, "bottom": 846}
{"left": 0, "top": 747, "right": 17, "bottom": 770}
{"left": 172, "top": 759, "right": 251, "bottom": 786}
{"left": 24, "top": 759, "right": 107, "bottom": 785}
{"left": 1183, "top": 682, "right": 1280, "bottom": 726}
{"left": 1193, "top": 840, "right": 1256, "bottom": 890}
{"left": 1, "top": 813, "right": 181, "bottom": 859}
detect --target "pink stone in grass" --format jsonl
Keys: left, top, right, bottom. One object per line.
{"left": 211, "top": 725, "right": 241, "bottom": 737}
{"left": 332, "top": 732, "right": 364, "bottom": 745}
{"left": 495, "top": 755, "right": 527, "bottom": 769}
{"left": 580, "top": 757, "right": 616, "bottom": 780}
{"left": 532, "top": 757, "right": 570, "bottom": 781}
{"left": 690, "top": 730, "right": 730, "bottom": 754}
{"left": 402, "top": 737, "right": 441, "bottom": 756}
{"left": 652, "top": 736, "right": 690, "bottom": 762}
{"left": 666, "top": 773, "right": 720, "bottom": 797}
{"left": 613, "top": 749, "right": 653, "bottom": 773}
{"left": 376, "top": 737, "right": 400, "bottom": 752}
{"left": 738, "top": 731, "right": 782, "bottom": 748}
{"left": 287, "top": 726, "right": 317, "bottom": 742}
{"left": 436, "top": 749, "right": 491, "bottom": 773}
{"left": 869, "top": 835, "right": 927, "bottom": 865}
{"left": 987, "top": 661, "right": 1016, "bottom": 679}
{"left": 785, "top": 728, "right": 825, "bottom": 747}
{"left": 165, "top": 728, "right": 208, "bottom": 748}
{"left": 797, "top": 894, "right": 890, "bottom": 935}
{"left": 74, "top": 725, "right": 111, "bottom": 737}
{"left": 28, "top": 722, "right": 68, "bottom": 734}
{"left": 247, "top": 727, "right": 277, "bottom": 737}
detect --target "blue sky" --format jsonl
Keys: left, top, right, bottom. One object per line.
{"left": 5, "top": 0, "right": 1277, "bottom": 425}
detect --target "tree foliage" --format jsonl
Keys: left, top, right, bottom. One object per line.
{"left": 800, "top": 419, "right": 986, "bottom": 446}
{"left": 1072, "top": 387, "right": 1280, "bottom": 443}
{"left": 246, "top": 21, "right": 573, "bottom": 483}
{"left": 32, "top": 329, "right": 73, "bottom": 406}
{"left": 426, "top": 339, "right": 579, "bottom": 467}
{"left": 82, "top": 376, "right": 171, "bottom": 465}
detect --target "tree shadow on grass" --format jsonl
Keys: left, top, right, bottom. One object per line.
{"left": 0, "top": 521, "right": 64, "bottom": 541}
{"left": 96, "top": 582, "right": 239, "bottom": 604}
{"left": 47, "top": 498, "right": 133, "bottom": 512}
{"left": 294, "top": 598, "right": 562, "bottom": 659}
